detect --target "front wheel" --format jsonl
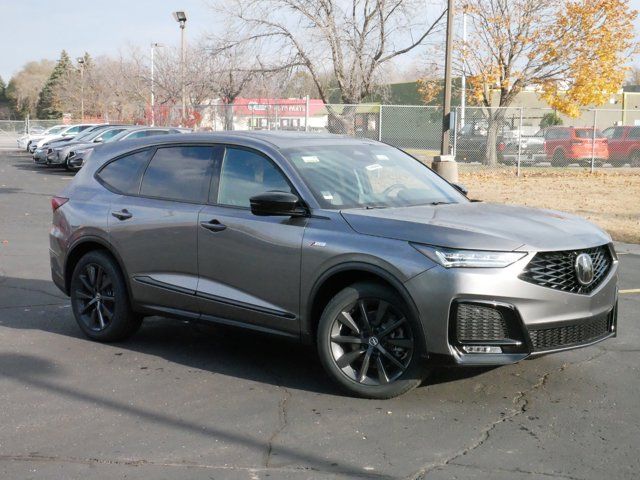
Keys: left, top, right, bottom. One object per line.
{"left": 70, "top": 250, "right": 142, "bottom": 342}
{"left": 317, "top": 282, "right": 428, "bottom": 399}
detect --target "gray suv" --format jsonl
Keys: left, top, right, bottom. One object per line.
{"left": 50, "top": 132, "right": 618, "bottom": 398}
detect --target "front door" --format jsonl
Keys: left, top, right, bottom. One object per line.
{"left": 197, "top": 146, "right": 307, "bottom": 335}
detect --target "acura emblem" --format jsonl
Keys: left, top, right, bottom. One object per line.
{"left": 575, "top": 253, "right": 595, "bottom": 286}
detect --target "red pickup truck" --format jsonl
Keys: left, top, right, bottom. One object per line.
{"left": 544, "top": 127, "right": 609, "bottom": 167}
{"left": 602, "top": 126, "right": 640, "bottom": 167}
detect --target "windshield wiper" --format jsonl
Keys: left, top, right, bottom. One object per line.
{"left": 428, "top": 201, "right": 455, "bottom": 206}
{"left": 364, "top": 204, "right": 389, "bottom": 209}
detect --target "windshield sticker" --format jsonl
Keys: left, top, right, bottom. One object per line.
{"left": 321, "top": 191, "right": 334, "bottom": 200}
{"left": 366, "top": 163, "right": 383, "bottom": 171}
{"left": 302, "top": 155, "right": 320, "bottom": 163}
{"left": 375, "top": 154, "right": 389, "bottom": 160}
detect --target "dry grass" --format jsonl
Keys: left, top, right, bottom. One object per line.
{"left": 460, "top": 169, "right": 640, "bottom": 244}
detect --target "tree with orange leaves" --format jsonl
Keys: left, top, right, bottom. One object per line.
{"left": 454, "top": 0, "right": 637, "bottom": 165}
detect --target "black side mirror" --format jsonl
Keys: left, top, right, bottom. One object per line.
{"left": 452, "top": 183, "right": 468, "bottom": 196}
{"left": 250, "top": 191, "right": 307, "bottom": 217}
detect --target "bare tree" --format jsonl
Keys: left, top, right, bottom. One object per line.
{"left": 215, "top": 0, "right": 447, "bottom": 132}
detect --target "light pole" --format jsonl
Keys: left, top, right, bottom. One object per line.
{"left": 460, "top": 4, "right": 468, "bottom": 129}
{"left": 150, "top": 43, "right": 163, "bottom": 126}
{"left": 77, "top": 57, "right": 85, "bottom": 120}
{"left": 440, "top": 0, "right": 454, "bottom": 155}
{"left": 173, "top": 11, "right": 187, "bottom": 123}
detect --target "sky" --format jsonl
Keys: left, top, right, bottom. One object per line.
{"left": 1, "top": 0, "right": 640, "bottom": 82}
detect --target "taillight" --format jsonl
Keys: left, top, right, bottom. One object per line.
{"left": 51, "top": 196, "right": 68, "bottom": 211}
{"left": 498, "top": 142, "right": 506, "bottom": 152}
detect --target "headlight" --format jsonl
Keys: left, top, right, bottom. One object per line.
{"left": 411, "top": 244, "right": 526, "bottom": 268}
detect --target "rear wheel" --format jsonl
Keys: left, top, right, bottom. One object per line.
{"left": 551, "top": 150, "right": 566, "bottom": 167}
{"left": 70, "top": 250, "right": 142, "bottom": 342}
{"left": 317, "top": 282, "right": 428, "bottom": 399}
{"left": 630, "top": 151, "right": 640, "bottom": 168}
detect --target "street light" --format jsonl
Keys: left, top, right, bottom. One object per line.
{"left": 440, "top": 0, "right": 454, "bottom": 156}
{"left": 150, "top": 42, "right": 164, "bottom": 126}
{"left": 173, "top": 11, "right": 187, "bottom": 123}
{"left": 77, "top": 57, "right": 85, "bottom": 120}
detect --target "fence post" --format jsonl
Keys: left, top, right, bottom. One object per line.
{"left": 591, "top": 109, "right": 597, "bottom": 173}
{"left": 275, "top": 103, "right": 279, "bottom": 131}
{"left": 516, "top": 107, "right": 523, "bottom": 177}
{"left": 304, "top": 95, "right": 309, "bottom": 132}
{"left": 25, "top": 115, "right": 30, "bottom": 135}
{"left": 452, "top": 107, "right": 458, "bottom": 157}
{"left": 378, "top": 105, "right": 383, "bottom": 142}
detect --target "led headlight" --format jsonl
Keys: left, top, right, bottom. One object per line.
{"left": 412, "top": 244, "right": 526, "bottom": 268}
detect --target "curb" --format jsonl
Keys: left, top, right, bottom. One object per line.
{"left": 614, "top": 242, "right": 640, "bottom": 255}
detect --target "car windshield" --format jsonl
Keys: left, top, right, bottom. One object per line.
{"left": 282, "top": 144, "right": 467, "bottom": 209}
{"left": 73, "top": 126, "right": 105, "bottom": 142}
{"left": 45, "top": 126, "right": 65, "bottom": 135}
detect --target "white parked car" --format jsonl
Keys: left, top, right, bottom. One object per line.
{"left": 34, "top": 124, "right": 98, "bottom": 150}
{"left": 18, "top": 125, "right": 66, "bottom": 151}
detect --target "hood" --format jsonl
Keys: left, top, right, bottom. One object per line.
{"left": 341, "top": 202, "right": 611, "bottom": 252}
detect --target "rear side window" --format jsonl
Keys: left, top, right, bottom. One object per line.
{"left": 575, "top": 129, "right": 603, "bottom": 139}
{"left": 140, "top": 146, "right": 214, "bottom": 203}
{"left": 629, "top": 127, "right": 640, "bottom": 138}
{"left": 97, "top": 150, "right": 151, "bottom": 195}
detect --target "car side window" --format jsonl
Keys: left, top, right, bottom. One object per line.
{"left": 629, "top": 127, "right": 640, "bottom": 139}
{"left": 146, "top": 130, "right": 169, "bottom": 136}
{"left": 216, "top": 147, "right": 292, "bottom": 207}
{"left": 126, "top": 131, "right": 149, "bottom": 139}
{"left": 140, "top": 146, "right": 214, "bottom": 203}
{"left": 99, "top": 128, "right": 126, "bottom": 141}
{"left": 97, "top": 150, "right": 152, "bottom": 195}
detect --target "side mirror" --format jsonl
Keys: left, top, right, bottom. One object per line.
{"left": 93, "top": 137, "right": 103, "bottom": 143}
{"left": 250, "top": 191, "right": 306, "bottom": 217}
{"left": 452, "top": 183, "right": 468, "bottom": 196}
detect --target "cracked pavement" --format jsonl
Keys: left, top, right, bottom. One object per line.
{"left": 1, "top": 150, "right": 639, "bottom": 480}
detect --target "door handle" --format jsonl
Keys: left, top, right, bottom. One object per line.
{"left": 112, "top": 209, "right": 133, "bottom": 221}
{"left": 200, "top": 219, "right": 227, "bottom": 232}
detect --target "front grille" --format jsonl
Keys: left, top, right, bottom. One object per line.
{"left": 456, "top": 304, "right": 508, "bottom": 342}
{"left": 519, "top": 245, "right": 612, "bottom": 294}
{"left": 529, "top": 315, "right": 611, "bottom": 352}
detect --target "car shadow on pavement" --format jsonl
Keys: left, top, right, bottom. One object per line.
{"left": 0, "top": 351, "right": 397, "bottom": 479}
{"left": 11, "top": 161, "right": 75, "bottom": 176}
{"left": 0, "top": 276, "right": 492, "bottom": 397}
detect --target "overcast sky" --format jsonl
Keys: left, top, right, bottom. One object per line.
{"left": 1, "top": 0, "right": 639, "bottom": 82}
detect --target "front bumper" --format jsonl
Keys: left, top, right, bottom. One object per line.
{"left": 503, "top": 152, "right": 546, "bottom": 164}
{"left": 405, "top": 250, "right": 618, "bottom": 366}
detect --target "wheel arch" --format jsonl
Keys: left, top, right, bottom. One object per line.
{"left": 64, "top": 237, "right": 131, "bottom": 299}
{"left": 304, "top": 262, "right": 426, "bottom": 350}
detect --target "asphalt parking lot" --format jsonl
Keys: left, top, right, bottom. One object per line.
{"left": 1, "top": 148, "right": 639, "bottom": 480}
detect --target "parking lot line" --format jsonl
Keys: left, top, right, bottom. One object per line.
{"left": 619, "top": 289, "right": 640, "bottom": 295}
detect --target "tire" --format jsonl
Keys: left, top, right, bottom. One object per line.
{"left": 64, "top": 157, "right": 74, "bottom": 172}
{"left": 70, "top": 250, "right": 142, "bottom": 342}
{"left": 630, "top": 151, "right": 640, "bottom": 168}
{"left": 551, "top": 150, "right": 565, "bottom": 167}
{"left": 317, "top": 282, "right": 428, "bottom": 399}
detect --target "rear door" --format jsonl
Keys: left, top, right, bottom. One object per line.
{"left": 604, "top": 127, "right": 625, "bottom": 161}
{"left": 105, "top": 145, "right": 216, "bottom": 314}
{"left": 196, "top": 146, "right": 307, "bottom": 335}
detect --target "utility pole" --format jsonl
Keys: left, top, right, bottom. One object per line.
{"left": 77, "top": 57, "right": 85, "bottom": 120}
{"left": 173, "top": 11, "right": 188, "bottom": 124}
{"left": 460, "top": 4, "right": 468, "bottom": 129}
{"left": 150, "top": 43, "right": 162, "bottom": 126}
{"left": 440, "top": 0, "right": 455, "bottom": 155}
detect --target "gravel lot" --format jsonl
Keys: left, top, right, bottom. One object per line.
{"left": 1, "top": 150, "right": 639, "bottom": 480}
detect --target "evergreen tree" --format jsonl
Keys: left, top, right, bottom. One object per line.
{"left": 36, "top": 50, "right": 72, "bottom": 119}
{"left": 0, "top": 76, "right": 6, "bottom": 100}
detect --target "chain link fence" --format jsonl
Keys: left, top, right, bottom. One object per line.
{"left": 7, "top": 103, "right": 640, "bottom": 173}
{"left": 454, "top": 106, "right": 640, "bottom": 174}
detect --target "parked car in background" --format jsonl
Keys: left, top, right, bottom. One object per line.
{"left": 64, "top": 126, "right": 186, "bottom": 171}
{"left": 33, "top": 125, "right": 110, "bottom": 164}
{"left": 454, "top": 122, "right": 514, "bottom": 163}
{"left": 44, "top": 125, "right": 130, "bottom": 170}
{"left": 544, "top": 126, "right": 608, "bottom": 166}
{"left": 602, "top": 126, "right": 640, "bottom": 167}
{"left": 501, "top": 129, "right": 546, "bottom": 166}
{"left": 19, "top": 125, "right": 66, "bottom": 152}
{"left": 50, "top": 131, "right": 618, "bottom": 398}
{"left": 34, "top": 124, "right": 98, "bottom": 151}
